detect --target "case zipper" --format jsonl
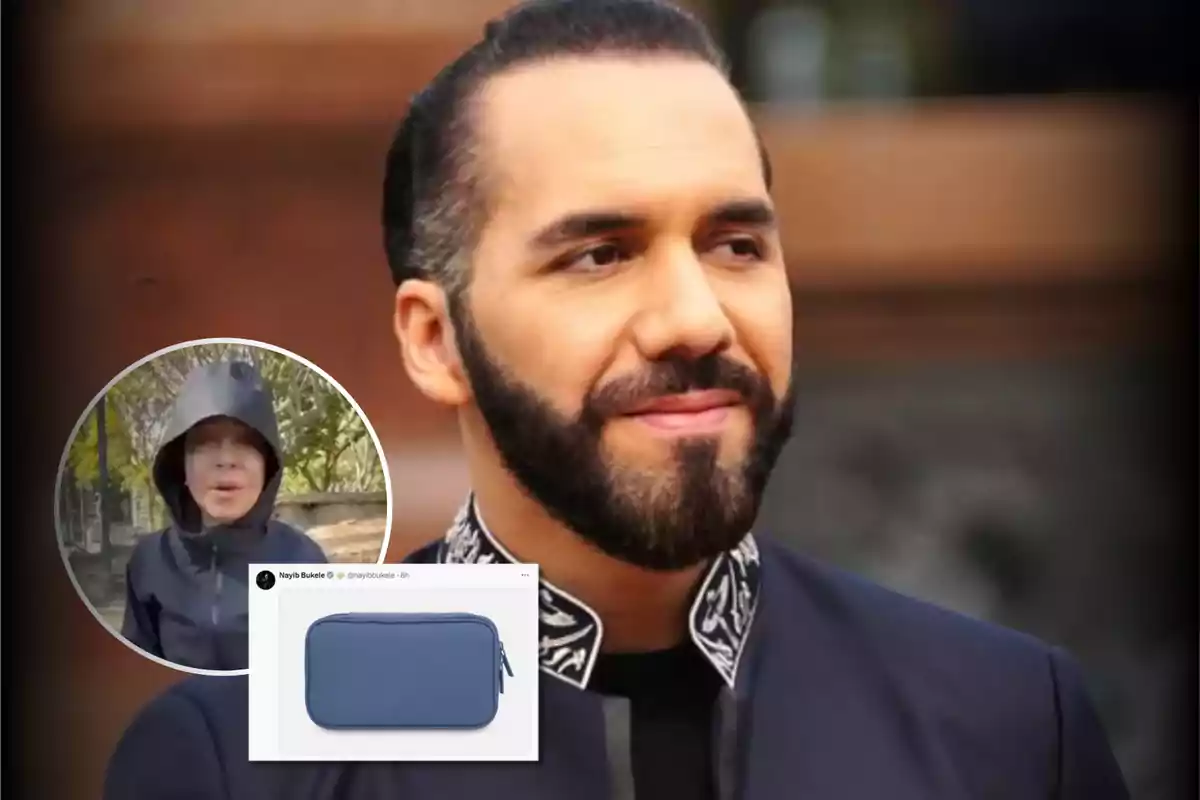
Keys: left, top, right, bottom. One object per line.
{"left": 499, "top": 641, "right": 514, "bottom": 693}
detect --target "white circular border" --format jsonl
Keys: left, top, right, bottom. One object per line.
{"left": 53, "top": 337, "right": 395, "bottom": 678}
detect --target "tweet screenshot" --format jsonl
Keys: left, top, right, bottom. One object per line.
{"left": 248, "top": 563, "right": 539, "bottom": 762}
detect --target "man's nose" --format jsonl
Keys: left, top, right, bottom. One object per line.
{"left": 212, "top": 440, "right": 241, "bottom": 468}
{"left": 630, "top": 246, "right": 735, "bottom": 362}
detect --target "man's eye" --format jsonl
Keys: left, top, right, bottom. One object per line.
{"left": 564, "top": 242, "right": 633, "bottom": 272}
{"left": 712, "top": 237, "right": 764, "bottom": 262}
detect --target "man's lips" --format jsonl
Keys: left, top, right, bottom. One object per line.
{"left": 621, "top": 390, "right": 742, "bottom": 434}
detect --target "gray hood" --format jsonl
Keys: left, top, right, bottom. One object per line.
{"left": 152, "top": 360, "right": 283, "bottom": 540}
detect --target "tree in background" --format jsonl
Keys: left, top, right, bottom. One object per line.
{"left": 63, "top": 344, "right": 385, "bottom": 538}
{"left": 67, "top": 400, "right": 137, "bottom": 489}
{"left": 251, "top": 349, "right": 386, "bottom": 495}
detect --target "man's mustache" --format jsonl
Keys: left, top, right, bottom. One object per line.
{"left": 582, "top": 354, "right": 774, "bottom": 424}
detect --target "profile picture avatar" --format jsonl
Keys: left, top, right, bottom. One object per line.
{"left": 55, "top": 338, "right": 392, "bottom": 675}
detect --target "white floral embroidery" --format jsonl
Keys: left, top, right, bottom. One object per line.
{"left": 689, "top": 534, "right": 762, "bottom": 687}
{"left": 535, "top": 584, "right": 600, "bottom": 687}
{"left": 440, "top": 495, "right": 760, "bottom": 690}
{"left": 440, "top": 503, "right": 498, "bottom": 564}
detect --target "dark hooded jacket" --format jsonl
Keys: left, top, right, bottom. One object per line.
{"left": 105, "top": 499, "right": 1129, "bottom": 800}
{"left": 121, "top": 360, "right": 328, "bottom": 671}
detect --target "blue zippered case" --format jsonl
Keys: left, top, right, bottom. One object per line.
{"left": 304, "top": 612, "right": 514, "bottom": 730}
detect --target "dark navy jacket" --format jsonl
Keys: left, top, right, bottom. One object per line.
{"left": 121, "top": 360, "right": 328, "bottom": 672}
{"left": 106, "top": 500, "right": 1128, "bottom": 799}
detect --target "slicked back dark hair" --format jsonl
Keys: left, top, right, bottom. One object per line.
{"left": 381, "top": 0, "right": 770, "bottom": 299}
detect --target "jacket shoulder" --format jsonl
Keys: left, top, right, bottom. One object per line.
{"left": 754, "top": 536, "right": 1127, "bottom": 798}
{"left": 754, "top": 534, "right": 1061, "bottom": 744}
{"left": 132, "top": 528, "right": 169, "bottom": 551}
{"left": 267, "top": 521, "right": 329, "bottom": 561}
{"left": 105, "top": 676, "right": 247, "bottom": 800}
{"left": 757, "top": 534, "right": 1050, "bottom": 663}
{"left": 127, "top": 529, "right": 170, "bottom": 571}
{"left": 109, "top": 675, "right": 357, "bottom": 800}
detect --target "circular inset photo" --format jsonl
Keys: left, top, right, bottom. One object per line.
{"left": 55, "top": 338, "right": 392, "bottom": 675}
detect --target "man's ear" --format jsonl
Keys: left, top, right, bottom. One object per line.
{"left": 393, "top": 280, "right": 472, "bottom": 407}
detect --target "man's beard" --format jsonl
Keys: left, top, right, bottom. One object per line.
{"left": 452, "top": 307, "right": 795, "bottom": 571}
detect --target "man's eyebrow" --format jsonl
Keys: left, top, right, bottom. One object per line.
{"left": 530, "top": 211, "right": 647, "bottom": 249}
{"left": 528, "top": 198, "right": 776, "bottom": 250}
{"left": 705, "top": 198, "right": 776, "bottom": 229}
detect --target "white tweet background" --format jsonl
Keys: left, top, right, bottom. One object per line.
{"left": 249, "top": 566, "right": 539, "bottom": 762}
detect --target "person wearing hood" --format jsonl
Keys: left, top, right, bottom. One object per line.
{"left": 120, "top": 359, "right": 328, "bottom": 671}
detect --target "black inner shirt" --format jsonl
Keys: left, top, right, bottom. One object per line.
{"left": 589, "top": 642, "right": 724, "bottom": 800}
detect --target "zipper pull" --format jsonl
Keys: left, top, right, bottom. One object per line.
{"left": 500, "top": 642, "right": 514, "bottom": 677}
{"left": 499, "top": 641, "right": 514, "bottom": 692}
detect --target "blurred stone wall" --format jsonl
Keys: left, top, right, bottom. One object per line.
{"left": 274, "top": 491, "right": 389, "bottom": 563}
{"left": 273, "top": 491, "right": 387, "bottom": 530}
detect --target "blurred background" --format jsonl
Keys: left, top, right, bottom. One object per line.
{"left": 13, "top": 0, "right": 1192, "bottom": 798}
{"left": 57, "top": 341, "right": 389, "bottom": 631}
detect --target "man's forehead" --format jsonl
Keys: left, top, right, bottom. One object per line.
{"left": 473, "top": 56, "right": 766, "bottom": 220}
{"left": 189, "top": 416, "right": 251, "bottom": 437}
